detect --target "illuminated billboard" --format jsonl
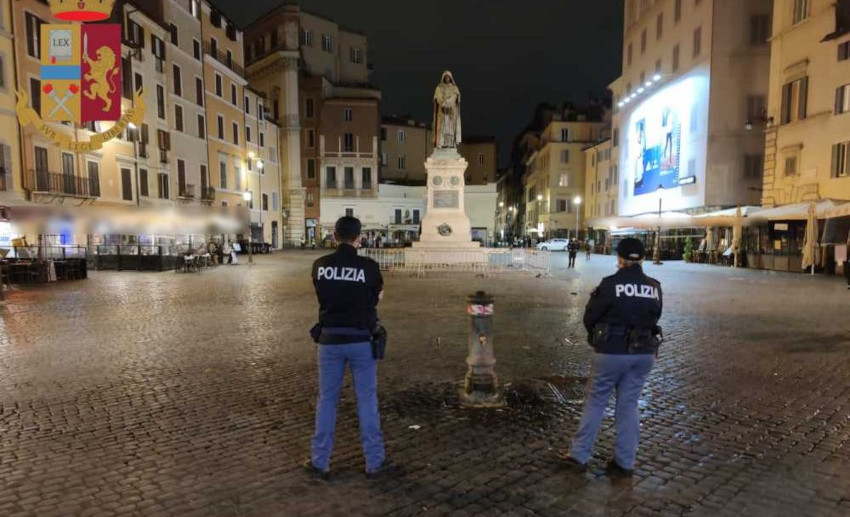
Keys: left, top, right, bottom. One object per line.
{"left": 619, "top": 65, "right": 709, "bottom": 216}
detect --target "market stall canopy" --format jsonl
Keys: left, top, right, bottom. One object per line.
{"left": 747, "top": 200, "right": 839, "bottom": 223}
{"left": 694, "top": 206, "right": 762, "bottom": 227}
{"left": 824, "top": 202, "right": 850, "bottom": 220}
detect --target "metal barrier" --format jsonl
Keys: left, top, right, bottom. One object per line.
{"left": 359, "top": 248, "right": 551, "bottom": 277}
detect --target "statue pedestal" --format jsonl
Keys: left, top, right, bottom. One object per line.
{"left": 413, "top": 149, "right": 480, "bottom": 250}
{"left": 407, "top": 149, "right": 481, "bottom": 266}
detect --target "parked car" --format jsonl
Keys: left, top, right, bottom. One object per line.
{"left": 537, "top": 239, "right": 569, "bottom": 251}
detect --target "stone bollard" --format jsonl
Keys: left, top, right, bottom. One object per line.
{"left": 460, "top": 291, "right": 504, "bottom": 407}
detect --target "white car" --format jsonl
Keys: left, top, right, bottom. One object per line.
{"left": 537, "top": 239, "right": 569, "bottom": 251}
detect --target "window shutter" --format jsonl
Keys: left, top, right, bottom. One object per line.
{"left": 2, "top": 144, "right": 11, "bottom": 190}
{"left": 780, "top": 83, "right": 791, "bottom": 124}
{"left": 798, "top": 76, "right": 809, "bottom": 119}
{"left": 832, "top": 144, "right": 840, "bottom": 177}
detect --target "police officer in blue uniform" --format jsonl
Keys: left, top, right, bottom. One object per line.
{"left": 560, "top": 238, "right": 663, "bottom": 477}
{"left": 304, "top": 216, "right": 397, "bottom": 480}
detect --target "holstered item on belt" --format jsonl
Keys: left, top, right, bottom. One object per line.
{"left": 371, "top": 322, "right": 387, "bottom": 360}
{"left": 309, "top": 323, "right": 322, "bottom": 344}
{"left": 626, "top": 328, "right": 655, "bottom": 354}
{"left": 590, "top": 323, "right": 609, "bottom": 348}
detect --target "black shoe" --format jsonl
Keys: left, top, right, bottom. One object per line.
{"left": 303, "top": 459, "right": 330, "bottom": 481}
{"left": 557, "top": 452, "right": 588, "bottom": 474}
{"left": 365, "top": 460, "right": 403, "bottom": 480}
{"left": 605, "top": 459, "right": 634, "bottom": 478}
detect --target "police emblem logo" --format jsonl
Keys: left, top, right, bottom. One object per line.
{"left": 15, "top": 0, "right": 145, "bottom": 153}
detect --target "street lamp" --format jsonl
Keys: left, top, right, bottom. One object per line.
{"left": 574, "top": 196, "right": 582, "bottom": 240}
{"left": 243, "top": 190, "right": 254, "bottom": 264}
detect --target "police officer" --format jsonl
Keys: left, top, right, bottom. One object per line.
{"left": 304, "top": 216, "right": 398, "bottom": 480}
{"left": 560, "top": 238, "right": 662, "bottom": 477}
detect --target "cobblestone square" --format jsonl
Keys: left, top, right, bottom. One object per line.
{"left": 1, "top": 252, "right": 849, "bottom": 516}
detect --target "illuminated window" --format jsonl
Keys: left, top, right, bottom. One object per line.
{"left": 792, "top": 0, "right": 810, "bottom": 25}
{"left": 781, "top": 76, "right": 808, "bottom": 124}
{"left": 558, "top": 173, "right": 569, "bottom": 187}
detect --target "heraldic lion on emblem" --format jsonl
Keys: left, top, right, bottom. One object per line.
{"left": 83, "top": 46, "right": 119, "bottom": 112}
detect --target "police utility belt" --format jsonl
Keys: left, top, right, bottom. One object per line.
{"left": 591, "top": 323, "right": 663, "bottom": 354}
{"left": 310, "top": 323, "right": 388, "bottom": 360}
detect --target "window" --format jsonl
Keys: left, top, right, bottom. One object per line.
{"left": 394, "top": 209, "right": 402, "bottom": 225}
{"left": 200, "top": 165, "right": 208, "bottom": 194}
{"left": 344, "top": 107, "right": 353, "bottom": 122}
{"left": 413, "top": 209, "right": 421, "bottom": 225}
{"left": 210, "top": 37, "right": 217, "bottom": 57}
{"left": 477, "top": 153, "right": 485, "bottom": 165}
{"left": 380, "top": 127, "right": 387, "bottom": 141}
{"left": 30, "top": 78, "right": 41, "bottom": 115}
{"left": 398, "top": 156, "right": 406, "bottom": 170}
{"left": 127, "top": 19, "right": 144, "bottom": 47}
{"left": 193, "top": 39, "right": 201, "bottom": 60}
{"left": 25, "top": 13, "right": 44, "bottom": 58}
{"left": 641, "top": 29, "right": 647, "bottom": 54}
{"left": 231, "top": 84, "right": 237, "bottom": 105}
{"left": 173, "top": 65, "right": 182, "bottom": 96}
{"left": 306, "top": 192, "right": 314, "bottom": 207}
{"left": 151, "top": 35, "right": 165, "bottom": 62}
{"left": 657, "top": 13, "right": 663, "bottom": 40}
{"left": 232, "top": 122, "right": 239, "bottom": 145}
{"left": 190, "top": 0, "right": 200, "bottom": 19}
{"left": 198, "top": 114, "right": 206, "bottom": 139}
{"left": 175, "top": 105, "right": 184, "bottom": 131}
{"left": 326, "top": 167, "right": 337, "bottom": 188}
{"left": 561, "top": 150, "right": 570, "bottom": 163}
{"left": 306, "top": 98, "right": 315, "bottom": 118}
{"left": 307, "top": 129, "right": 315, "bottom": 148}
{"left": 196, "top": 77, "right": 204, "bottom": 106}
{"left": 134, "top": 73, "right": 143, "bottom": 92}
{"left": 557, "top": 199, "right": 568, "bottom": 212}
{"left": 246, "top": 126, "right": 251, "bottom": 143}
{"left": 560, "top": 128, "right": 570, "bottom": 142}
{"left": 244, "top": 97, "right": 250, "bottom": 115}
{"left": 272, "top": 192, "right": 279, "bottom": 211}
{"left": 840, "top": 41, "right": 850, "bottom": 61}
{"left": 558, "top": 173, "right": 569, "bottom": 187}
{"left": 693, "top": 27, "right": 702, "bottom": 58}
{"left": 122, "top": 168, "right": 133, "bottom": 201}
{"left": 793, "top": 0, "right": 810, "bottom": 25}
{"left": 832, "top": 142, "right": 849, "bottom": 177}
{"left": 344, "top": 133, "right": 354, "bottom": 152}
{"left": 219, "top": 158, "right": 228, "bottom": 189}
{"left": 344, "top": 167, "right": 355, "bottom": 189}
{"left": 322, "top": 34, "right": 333, "bottom": 52}
{"left": 215, "top": 74, "right": 222, "bottom": 97}
{"left": 398, "top": 130, "right": 406, "bottom": 143}
{"left": 300, "top": 29, "right": 314, "bottom": 47}
{"left": 156, "top": 85, "right": 165, "bottom": 119}
{"left": 307, "top": 159, "right": 316, "bottom": 179}
{"left": 177, "top": 159, "right": 187, "bottom": 194}
{"left": 784, "top": 155, "right": 798, "bottom": 176}
{"left": 262, "top": 193, "right": 269, "bottom": 211}
{"left": 835, "top": 84, "right": 850, "bottom": 114}
{"left": 672, "top": 44, "right": 680, "bottom": 72}
{"left": 747, "top": 95, "right": 766, "bottom": 120}
{"left": 743, "top": 154, "right": 763, "bottom": 179}
{"left": 362, "top": 168, "right": 372, "bottom": 189}
{"left": 169, "top": 24, "right": 178, "bottom": 46}
{"left": 217, "top": 116, "right": 224, "bottom": 139}
{"left": 86, "top": 161, "right": 100, "bottom": 197}
{"left": 260, "top": 133, "right": 265, "bottom": 147}
{"left": 158, "top": 173, "right": 169, "bottom": 199}
{"left": 139, "top": 169, "right": 149, "bottom": 197}
{"left": 627, "top": 43, "right": 633, "bottom": 65}
{"left": 750, "top": 15, "right": 770, "bottom": 45}
{"left": 781, "top": 76, "right": 808, "bottom": 124}
{"left": 226, "top": 50, "right": 233, "bottom": 68}
{"left": 350, "top": 47, "right": 363, "bottom": 64}
{"left": 674, "top": 0, "right": 682, "bottom": 22}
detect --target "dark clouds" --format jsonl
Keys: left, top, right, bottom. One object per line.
{"left": 217, "top": 0, "right": 623, "bottom": 165}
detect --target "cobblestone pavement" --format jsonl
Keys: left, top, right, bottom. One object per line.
{"left": 1, "top": 251, "right": 849, "bottom": 517}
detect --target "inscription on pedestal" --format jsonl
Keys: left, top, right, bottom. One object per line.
{"left": 433, "top": 190, "right": 459, "bottom": 209}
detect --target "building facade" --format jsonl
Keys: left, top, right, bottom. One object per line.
{"left": 458, "top": 137, "right": 498, "bottom": 185}
{"left": 379, "top": 116, "right": 431, "bottom": 185}
{"left": 612, "top": 0, "right": 771, "bottom": 218}
{"left": 0, "top": 0, "right": 22, "bottom": 209}
{"left": 761, "top": 0, "right": 850, "bottom": 206}
{"left": 523, "top": 117, "right": 607, "bottom": 239}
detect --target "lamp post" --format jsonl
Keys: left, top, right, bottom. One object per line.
{"left": 243, "top": 190, "right": 254, "bottom": 264}
{"left": 574, "top": 196, "right": 582, "bottom": 240}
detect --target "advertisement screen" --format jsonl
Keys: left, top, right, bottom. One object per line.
{"left": 619, "top": 65, "right": 709, "bottom": 216}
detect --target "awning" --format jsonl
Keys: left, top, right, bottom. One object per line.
{"left": 749, "top": 200, "right": 839, "bottom": 222}
{"left": 824, "top": 202, "right": 850, "bottom": 220}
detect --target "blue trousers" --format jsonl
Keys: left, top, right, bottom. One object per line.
{"left": 311, "top": 342, "right": 385, "bottom": 472}
{"left": 570, "top": 353, "right": 654, "bottom": 470}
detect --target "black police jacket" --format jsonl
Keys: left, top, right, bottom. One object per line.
{"left": 312, "top": 244, "right": 383, "bottom": 341}
{"left": 583, "top": 264, "right": 663, "bottom": 354}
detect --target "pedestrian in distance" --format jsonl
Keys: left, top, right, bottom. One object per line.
{"left": 568, "top": 239, "right": 580, "bottom": 268}
{"left": 304, "top": 216, "right": 399, "bottom": 481}
{"left": 585, "top": 240, "right": 593, "bottom": 261}
{"left": 560, "top": 238, "right": 663, "bottom": 478}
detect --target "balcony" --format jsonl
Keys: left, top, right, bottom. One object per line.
{"left": 200, "top": 186, "right": 216, "bottom": 202}
{"left": 202, "top": 41, "right": 245, "bottom": 77}
{"left": 27, "top": 170, "right": 100, "bottom": 198}
{"left": 179, "top": 184, "right": 196, "bottom": 199}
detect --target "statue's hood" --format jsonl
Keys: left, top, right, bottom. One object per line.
{"left": 441, "top": 70, "right": 456, "bottom": 85}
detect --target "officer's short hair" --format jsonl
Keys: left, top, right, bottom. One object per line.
{"left": 335, "top": 216, "right": 362, "bottom": 243}
{"left": 617, "top": 238, "right": 645, "bottom": 261}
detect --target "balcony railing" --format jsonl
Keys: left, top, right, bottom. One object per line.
{"left": 155, "top": 58, "right": 165, "bottom": 74}
{"left": 202, "top": 41, "right": 245, "bottom": 77}
{"left": 179, "top": 184, "right": 195, "bottom": 199}
{"left": 0, "top": 167, "right": 7, "bottom": 191}
{"left": 27, "top": 170, "right": 100, "bottom": 198}
{"left": 200, "top": 186, "right": 216, "bottom": 201}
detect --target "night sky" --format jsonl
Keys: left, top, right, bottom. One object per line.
{"left": 217, "top": 0, "right": 624, "bottom": 165}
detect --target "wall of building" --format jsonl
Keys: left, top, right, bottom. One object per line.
{"left": 458, "top": 140, "right": 498, "bottom": 185}
{"left": 0, "top": 0, "right": 22, "bottom": 206}
{"left": 465, "top": 183, "right": 498, "bottom": 241}
{"left": 380, "top": 120, "right": 431, "bottom": 184}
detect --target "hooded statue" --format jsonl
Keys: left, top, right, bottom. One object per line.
{"left": 432, "top": 71, "right": 462, "bottom": 149}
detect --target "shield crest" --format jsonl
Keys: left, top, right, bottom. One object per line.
{"left": 40, "top": 24, "right": 122, "bottom": 124}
